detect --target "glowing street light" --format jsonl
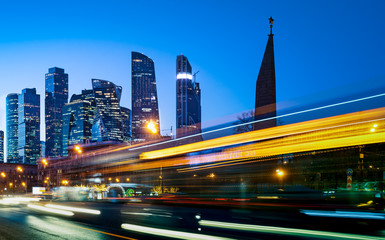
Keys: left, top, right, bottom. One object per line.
{"left": 75, "top": 145, "right": 82, "bottom": 154}
{"left": 115, "top": 178, "right": 120, "bottom": 183}
{"left": 146, "top": 121, "right": 157, "bottom": 134}
{"left": 61, "top": 180, "right": 69, "bottom": 186}
{"left": 42, "top": 159, "right": 48, "bottom": 166}
{"left": 276, "top": 169, "right": 284, "bottom": 177}
{"left": 17, "top": 166, "right": 23, "bottom": 172}
{"left": 1, "top": 172, "right": 5, "bottom": 178}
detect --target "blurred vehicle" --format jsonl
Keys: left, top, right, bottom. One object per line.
{"left": 106, "top": 183, "right": 157, "bottom": 198}
{"left": 52, "top": 186, "right": 89, "bottom": 201}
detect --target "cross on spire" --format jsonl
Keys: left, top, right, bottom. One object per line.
{"left": 269, "top": 16, "right": 274, "bottom": 35}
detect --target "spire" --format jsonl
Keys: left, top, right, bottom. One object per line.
{"left": 269, "top": 16, "right": 274, "bottom": 36}
{"left": 254, "top": 17, "right": 277, "bottom": 130}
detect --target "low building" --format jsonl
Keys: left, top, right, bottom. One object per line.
{"left": 0, "top": 163, "right": 38, "bottom": 194}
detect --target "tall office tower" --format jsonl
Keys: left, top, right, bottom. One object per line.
{"left": 6, "top": 93, "right": 19, "bottom": 163}
{"left": 18, "top": 88, "right": 40, "bottom": 164}
{"left": 0, "top": 131, "right": 4, "bottom": 163}
{"left": 40, "top": 141, "right": 45, "bottom": 158}
{"left": 176, "top": 55, "right": 201, "bottom": 138}
{"left": 254, "top": 17, "right": 277, "bottom": 130}
{"left": 45, "top": 67, "right": 68, "bottom": 158}
{"left": 131, "top": 52, "right": 160, "bottom": 141}
{"left": 120, "top": 107, "right": 131, "bottom": 143}
{"left": 62, "top": 90, "right": 96, "bottom": 156}
{"left": 91, "top": 79, "right": 124, "bottom": 142}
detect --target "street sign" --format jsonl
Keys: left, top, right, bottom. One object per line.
{"left": 347, "top": 168, "right": 353, "bottom": 176}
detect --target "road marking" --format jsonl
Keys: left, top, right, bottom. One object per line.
{"left": 73, "top": 225, "right": 137, "bottom": 240}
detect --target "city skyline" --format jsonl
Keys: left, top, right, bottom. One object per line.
{"left": 0, "top": 1, "right": 384, "bottom": 146}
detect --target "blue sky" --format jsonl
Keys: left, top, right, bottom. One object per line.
{"left": 0, "top": 0, "right": 384, "bottom": 140}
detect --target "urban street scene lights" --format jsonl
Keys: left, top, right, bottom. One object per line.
{"left": 146, "top": 121, "right": 157, "bottom": 134}
{"left": 276, "top": 169, "right": 285, "bottom": 189}
{"left": 17, "top": 166, "right": 23, "bottom": 173}
{"left": 42, "top": 158, "right": 48, "bottom": 166}
{"left": 75, "top": 145, "right": 82, "bottom": 154}
{"left": 62, "top": 180, "right": 69, "bottom": 186}
{"left": 1, "top": 172, "right": 5, "bottom": 178}
{"left": 22, "top": 182, "right": 27, "bottom": 193}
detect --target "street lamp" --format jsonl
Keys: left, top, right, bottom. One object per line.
{"left": 1, "top": 172, "right": 5, "bottom": 178}
{"left": 62, "top": 180, "right": 69, "bottom": 186}
{"left": 75, "top": 145, "right": 82, "bottom": 154}
{"left": 22, "top": 182, "right": 27, "bottom": 193}
{"left": 42, "top": 158, "right": 48, "bottom": 166}
{"left": 17, "top": 166, "right": 23, "bottom": 172}
{"left": 276, "top": 169, "right": 284, "bottom": 177}
{"left": 146, "top": 121, "right": 157, "bottom": 134}
{"left": 276, "top": 169, "right": 285, "bottom": 189}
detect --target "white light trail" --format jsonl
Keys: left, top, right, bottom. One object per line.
{"left": 28, "top": 204, "right": 74, "bottom": 216}
{"left": 199, "top": 220, "right": 384, "bottom": 240}
{"left": 45, "top": 204, "right": 101, "bottom": 215}
{"left": 121, "top": 223, "right": 233, "bottom": 240}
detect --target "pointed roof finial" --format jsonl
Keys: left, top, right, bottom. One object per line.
{"left": 269, "top": 16, "right": 274, "bottom": 35}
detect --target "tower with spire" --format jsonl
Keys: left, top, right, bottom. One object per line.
{"left": 254, "top": 17, "right": 277, "bottom": 130}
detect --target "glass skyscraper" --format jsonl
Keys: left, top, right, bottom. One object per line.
{"left": 45, "top": 67, "right": 68, "bottom": 158}
{"left": 18, "top": 88, "right": 40, "bottom": 164}
{"left": 120, "top": 107, "right": 131, "bottom": 143}
{"left": 176, "top": 55, "right": 201, "bottom": 138}
{"left": 91, "top": 79, "right": 124, "bottom": 142}
{"left": 62, "top": 89, "right": 96, "bottom": 156}
{"left": 0, "top": 131, "right": 4, "bottom": 163}
{"left": 131, "top": 51, "right": 160, "bottom": 141}
{"left": 6, "top": 93, "right": 19, "bottom": 163}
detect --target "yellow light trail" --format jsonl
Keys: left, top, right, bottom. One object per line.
{"left": 97, "top": 108, "right": 385, "bottom": 174}
{"left": 140, "top": 107, "right": 385, "bottom": 160}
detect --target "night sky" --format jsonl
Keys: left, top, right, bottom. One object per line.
{"left": 0, "top": 0, "right": 384, "bottom": 141}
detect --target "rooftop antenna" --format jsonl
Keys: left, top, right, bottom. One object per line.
{"left": 193, "top": 71, "right": 200, "bottom": 84}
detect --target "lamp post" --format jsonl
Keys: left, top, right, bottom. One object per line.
{"left": 276, "top": 169, "right": 285, "bottom": 189}
{"left": 22, "top": 182, "right": 27, "bottom": 194}
{"left": 1, "top": 172, "right": 6, "bottom": 194}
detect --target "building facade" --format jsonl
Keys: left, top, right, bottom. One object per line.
{"left": 91, "top": 79, "right": 124, "bottom": 142}
{"left": 0, "top": 131, "right": 4, "bottom": 163}
{"left": 45, "top": 67, "right": 68, "bottom": 158}
{"left": 40, "top": 141, "right": 45, "bottom": 158}
{"left": 6, "top": 93, "right": 19, "bottom": 163}
{"left": 18, "top": 88, "right": 41, "bottom": 164}
{"left": 0, "top": 163, "right": 38, "bottom": 194}
{"left": 62, "top": 90, "right": 96, "bottom": 156}
{"left": 131, "top": 52, "right": 160, "bottom": 141}
{"left": 176, "top": 55, "right": 201, "bottom": 138}
{"left": 120, "top": 107, "right": 131, "bottom": 143}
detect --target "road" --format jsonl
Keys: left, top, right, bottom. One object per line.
{"left": 1, "top": 198, "right": 385, "bottom": 239}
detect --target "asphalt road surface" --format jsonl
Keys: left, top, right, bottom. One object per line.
{"left": 1, "top": 199, "right": 385, "bottom": 240}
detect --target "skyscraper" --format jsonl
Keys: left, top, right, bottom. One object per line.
{"left": 254, "top": 17, "right": 277, "bottom": 130}
{"left": 176, "top": 55, "right": 201, "bottom": 138}
{"left": 62, "top": 89, "right": 96, "bottom": 156}
{"left": 18, "top": 88, "right": 40, "bottom": 164}
{"left": 6, "top": 93, "right": 19, "bottom": 163}
{"left": 40, "top": 141, "right": 45, "bottom": 158}
{"left": 45, "top": 67, "right": 68, "bottom": 158}
{"left": 91, "top": 79, "right": 124, "bottom": 142}
{"left": 131, "top": 52, "right": 160, "bottom": 141}
{"left": 0, "top": 131, "right": 4, "bottom": 163}
{"left": 120, "top": 107, "right": 131, "bottom": 143}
